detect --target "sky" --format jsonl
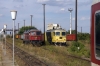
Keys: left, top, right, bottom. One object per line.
{"left": 0, "top": 0, "right": 91, "bottom": 34}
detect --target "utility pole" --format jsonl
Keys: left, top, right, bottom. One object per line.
{"left": 18, "top": 23, "right": 19, "bottom": 32}
{"left": 81, "top": 27, "right": 82, "bottom": 34}
{"left": 24, "top": 20, "right": 25, "bottom": 31}
{"left": 75, "top": 0, "right": 77, "bottom": 41}
{"left": 43, "top": 4, "right": 46, "bottom": 45}
{"left": 68, "top": 8, "right": 73, "bottom": 34}
{"left": 14, "top": 26, "right": 16, "bottom": 35}
{"left": 30, "top": 15, "right": 33, "bottom": 27}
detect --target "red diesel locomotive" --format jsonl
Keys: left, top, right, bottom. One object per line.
{"left": 23, "top": 29, "right": 44, "bottom": 46}
{"left": 91, "top": 0, "right": 100, "bottom": 66}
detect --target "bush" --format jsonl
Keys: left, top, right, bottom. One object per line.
{"left": 69, "top": 41, "right": 90, "bottom": 58}
{"left": 70, "top": 41, "right": 84, "bottom": 52}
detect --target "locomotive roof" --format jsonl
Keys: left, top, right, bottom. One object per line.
{"left": 46, "top": 29, "right": 66, "bottom": 32}
{"left": 23, "top": 29, "right": 41, "bottom": 33}
{"left": 24, "top": 30, "right": 30, "bottom": 33}
{"left": 29, "top": 29, "right": 41, "bottom": 32}
{"left": 93, "top": 0, "right": 100, "bottom": 5}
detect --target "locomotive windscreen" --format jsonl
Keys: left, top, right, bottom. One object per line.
{"left": 62, "top": 32, "right": 66, "bottom": 36}
{"left": 95, "top": 11, "right": 100, "bottom": 59}
{"left": 36, "top": 31, "right": 41, "bottom": 35}
{"left": 56, "top": 32, "right": 60, "bottom": 36}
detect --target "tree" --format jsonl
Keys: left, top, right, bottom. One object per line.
{"left": 77, "top": 33, "right": 90, "bottom": 40}
{"left": 18, "top": 26, "right": 37, "bottom": 35}
{"left": 66, "top": 30, "right": 75, "bottom": 34}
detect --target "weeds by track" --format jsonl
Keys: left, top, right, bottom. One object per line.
{"left": 6, "top": 38, "right": 91, "bottom": 66}
{"left": 42, "top": 46, "right": 90, "bottom": 62}
{"left": 6, "top": 42, "right": 48, "bottom": 66}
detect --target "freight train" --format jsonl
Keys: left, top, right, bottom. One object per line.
{"left": 15, "top": 24, "right": 67, "bottom": 46}
{"left": 91, "top": 0, "right": 100, "bottom": 66}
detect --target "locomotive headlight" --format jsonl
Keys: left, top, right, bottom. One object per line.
{"left": 35, "top": 37, "right": 37, "bottom": 39}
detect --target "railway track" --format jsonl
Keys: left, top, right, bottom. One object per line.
{"left": 6, "top": 42, "right": 48, "bottom": 66}
{"left": 67, "top": 54, "right": 90, "bottom": 62}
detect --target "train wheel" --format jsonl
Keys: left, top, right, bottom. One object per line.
{"left": 30, "top": 41, "right": 32, "bottom": 44}
{"left": 35, "top": 42, "right": 41, "bottom": 47}
{"left": 55, "top": 43, "right": 58, "bottom": 46}
{"left": 23, "top": 41, "right": 25, "bottom": 44}
{"left": 59, "top": 43, "right": 62, "bottom": 47}
{"left": 41, "top": 41, "right": 45, "bottom": 46}
{"left": 64, "top": 43, "right": 67, "bottom": 46}
{"left": 24, "top": 41, "right": 26, "bottom": 44}
{"left": 32, "top": 42, "right": 35, "bottom": 46}
{"left": 37, "top": 43, "right": 41, "bottom": 47}
{"left": 25, "top": 41, "right": 27, "bottom": 44}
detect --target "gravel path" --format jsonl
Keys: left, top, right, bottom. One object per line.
{"left": 0, "top": 41, "right": 19, "bottom": 66}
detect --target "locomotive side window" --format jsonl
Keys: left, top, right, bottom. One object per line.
{"left": 56, "top": 32, "right": 60, "bottom": 36}
{"left": 95, "top": 11, "right": 100, "bottom": 59}
{"left": 62, "top": 32, "right": 66, "bottom": 36}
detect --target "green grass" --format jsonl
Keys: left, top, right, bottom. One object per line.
{"left": 7, "top": 37, "right": 91, "bottom": 66}
{"left": 68, "top": 41, "right": 90, "bottom": 58}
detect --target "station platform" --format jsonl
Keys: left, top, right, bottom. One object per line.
{"left": 0, "top": 41, "right": 19, "bottom": 66}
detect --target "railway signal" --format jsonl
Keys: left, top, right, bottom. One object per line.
{"left": 4, "top": 24, "right": 7, "bottom": 55}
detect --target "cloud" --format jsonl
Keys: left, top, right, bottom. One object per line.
{"left": 13, "top": 0, "right": 23, "bottom": 2}
{"left": 80, "top": 17, "right": 90, "bottom": 21}
{"left": 0, "top": 14, "right": 3, "bottom": 17}
{"left": 0, "top": 7, "right": 8, "bottom": 9}
{"left": 37, "top": 0, "right": 73, "bottom": 7}
{"left": 56, "top": 0, "right": 64, "bottom": 1}
{"left": 14, "top": 5, "right": 24, "bottom": 9}
{"left": 60, "top": 8, "right": 65, "bottom": 11}
{"left": 79, "top": 0, "right": 91, "bottom": 5}
{"left": 37, "top": 0, "right": 91, "bottom": 14}
{"left": 37, "top": 0, "right": 49, "bottom": 3}
{"left": 37, "top": 0, "right": 91, "bottom": 7}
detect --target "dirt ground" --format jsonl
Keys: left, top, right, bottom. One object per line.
{"left": 0, "top": 42, "right": 19, "bottom": 66}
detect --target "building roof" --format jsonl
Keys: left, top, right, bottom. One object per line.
{"left": 46, "top": 28, "right": 66, "bottom": 32}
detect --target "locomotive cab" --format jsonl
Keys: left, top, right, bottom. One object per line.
{"left": 29, "top": 29, "right": 43, "bottom": 46}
